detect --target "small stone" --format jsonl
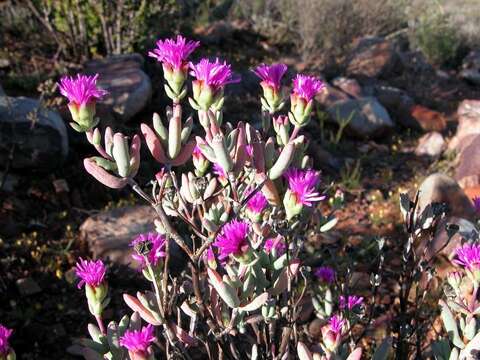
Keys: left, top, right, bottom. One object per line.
{"left": 53, "top": 179, "right": 69, "bottom": 193}
{"left": 449, "top": 100, "right": 480, "bottom": 153}
{"left": 16, "top": 277, "right": 42, "bottom": 296}
{"left": 455, "top": 135, "right": 480, "bottom": 188}
{"left": 415, "top": 132, "right": 446, "bottom": 158}
{"left": 332, "top": 77, "right": 362, "bottom": 98}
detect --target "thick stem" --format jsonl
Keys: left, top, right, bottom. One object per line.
{"left": 95, "top": 314, "right": 106, "bottom": 335}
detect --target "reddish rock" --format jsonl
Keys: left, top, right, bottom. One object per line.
{"left": 455, "top": 135, "right": 480, "bottom": 188}
{"left": 346, "top": 37, "right": 400, "bottom": 78}
{"left": 449, "top": 100, "right": 480, "bottom": 153}
{"left": 316, "top": 83, "right": 351, "bottom": 108}
{"left": 416, "top": 173, "right": 476, "bottom": 221}
{"left": 410, "top": 105, "right": 447, "bottom": 132}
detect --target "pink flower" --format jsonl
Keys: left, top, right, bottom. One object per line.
{"left": 0, "top": 325, "right": 13, "bottom": 356}
{"left": 148, "top": 35, "right": 200, "bottom": 71}
{"left": 120, "top": 324, "right": 155, "bottom": 357}
{"left": 253, "top": 63, "right": 287, "bottom": 92}
{"left": 284, "top": 167, "right": 325, "bottom": 207}
{"left": 314, "top": 266, "right": 335, "bottom": 284}
{"left": 212, "top": 163, "right": 227, "bottom": 181}
{"left": 292, "top": 74, "right": 325, "bottom": 103}
{"left": 246, "top": 190, "right": 268, "bottom": 214}
{"left": 473, "top": 197, "right": 480, "bottom": 213}
{"left": 131, "top": 233, "right": 167, "bottom": 268}
{"left": 246, "top": 144, "right": 254, "bottom": 158}
{"left": 264, "top": 237, "right": 286, "bottom": 255}
{"left": 58, "top": 74, "right": 108, "bottom": 106}
{"left": 321, "top": 315, "right": 345, "bottom": 352}
{"left": 192, "top": 145, "right": 204, "bottom": 160}
{"left": 75, "top": 258, "right": 106, "bottom": 289}
{"left": 454, "top": 244, "right": 480, "bottom": 271}
{"left": 339, "top": 295, "right": 364, "bottom": 310}
{"left": 213, "top": 220, "right": 250, "bottom": 260}
{"left": 190, "top": 58, "right": 240, "bottom": 91}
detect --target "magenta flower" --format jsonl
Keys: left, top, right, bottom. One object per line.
{"left": 213, "top": 220, "right": 250, "bottom": 260}
{"left": 192, "top": 145, "right": 204, "bottom": 160}
{"left": 0, "top": 325, "right": 13, "bottom": 356}
{"left": 253, "top": 63, "right": 287, "bottom": 92}
{"left": 339, "top": 295, "right": 364, "bottom": 310}
{"left": 292, "top": 74, "right": 325, "bottom": 103}
{"left": 148, "top": 35, "right": 200, "bottom": 71}
{"left": 246, "top": 144, "right": 254, "bottom": 158}
{"left": 473, "top": 197, "right": 480, "bottom": 213}
{"left": 264, "top": 237, "right": 287, "bottom": 256}
{"left": 75, "top": 258, "right": 106, "bottom": 289}
{"left": 131, "top": 233, "right": 167, "bottom": 268}
{"left": 284, "top": 167, "right": 325, "bottom": 207}
{"left": 246, "top": 190, "right": 268, "bottom": 214}
{"left": 453, "top": 244, "right": 480, "bottom": 271}
{"left": 321, "top": 315, "right": 345, "bottom": 352}
{"left": 190, "top": 58, "right": 240, "bottom": 91}
{"left": 314, "top": 266, "right": 335, "bottom": 284}
{"left": 212, "top": 163, "right": 227, "bottom": 181}
{"left": 58, "top": 74, "right": 108, "bottom": 106}
{"left": 120, "top": 324, "right": 155, "bottom": 357}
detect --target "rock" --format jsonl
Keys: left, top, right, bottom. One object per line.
{"left": 449, "top": 100, "right": 480, "bottom": 153}
{"left": 367, "top": 85, "right": 416, "bottom": 129}
{"left": 415, "top": 132, "right": 446, "bottom": 158}
{"left": 331, "top": 77, "right": 362, "bottom": 98}
{"left": 0, "top": 82, "right": 5, "bottom": 96}
{"left": 16, "top": 277, "right": 42, "bottom": 296}
{"left": 410, "top": 105, "right": 447, "bottom": 132}
{"left": 455, "top": 135, "right": 480, "bottom": 188}
{"left": 346, "top": 37, "right": 400, "bottom": 78}
{"left": 415, "top": 173, "right": 476, "bottom": 222}
{"left": 418, "top": 216, "right": 477, "bottom": 261}
{"left": 0, "top": 96, "right": 68, "bottom": 171}
{"left": 84, "top": 54, "right": 152, "bottom": 123}
{"left": 194, "top": 20, "right": 234, "bottom": 45}
{"left": 326, "top": 97, "right": 394, "bottom": 139}
{"left": 316, "top": 83, "right": 351, "bottom": 108}
{"left": 460, "top": 50, "right": 480, "bottom": 86}
{"left": 0, "top": 172, "right": 20, "bottom": 192}
{"left": 80, "top": 205, "right": 185, "bottom": 270}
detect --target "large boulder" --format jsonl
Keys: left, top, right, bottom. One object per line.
{"left": 326, "top": 96, "right": 394, "bottom": 139}
{"left": 415, "top": 132, "right": 446, "bottom": 158}
{"left": 84, "top": 54, "right": 152, "bottom": 123}
{"left": 346, "top": 37, "right": 400, "bottom": 79}
{"left": 449, "top": 100, "right": 480, "bottom": 153}
{"left": 0, "top": 96, "right": 68, "bottom": 171}
{"left": 455, "top": 135, "right": 480, "bottom": 188}
{"left": 415, "top": 173, "right": 476, "bottom": 221}
{"left": 80, "top": 205, "right": 185, "bottom": 271}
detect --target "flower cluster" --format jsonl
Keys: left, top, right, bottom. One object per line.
{"left": 213, "top": 220, "right": 250, "bottom": 260}
{"left": 75, "top": 258, "right": 106, "bottom": 289}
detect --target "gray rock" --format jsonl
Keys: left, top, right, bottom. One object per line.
{"left": 0, "top": 82, "right": 5, "bottom": 96}
{"left": 16, "top": 277, "right": 42, "bottom": 296}
{"left": 416, "top": 173, "right": 476, "bottom": 222}
{"left": 84, "top": 53, "right": 152, "bottom": 123}
{"left": 460, "top": 50, "right": 480, "bottom": 86}
{"left": 346, "top": 37, "right": 400, "bottom": 78}
{"left": 449, "top": 100, "right": 480, "bottom": 153}
{"left": 367, "top": 85, "right": 417, "bottom": 129}
{"left": 415, "top": 132, "right": 446, "bottom": 158}
{"left": 80, "top": 205, "right": 185, "bottom": 271}
{"left": 418, "top": 216, "right": 478, "bottom": 261}
{"left": 0, "top": 96, "right": 68, "bottom": 171}
{"left": 326, "top": 96, "right": 394, "bottom": 139}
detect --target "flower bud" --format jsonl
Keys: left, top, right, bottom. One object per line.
{"left": 112, "top": 133, "right": 131, "bottom": 177}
